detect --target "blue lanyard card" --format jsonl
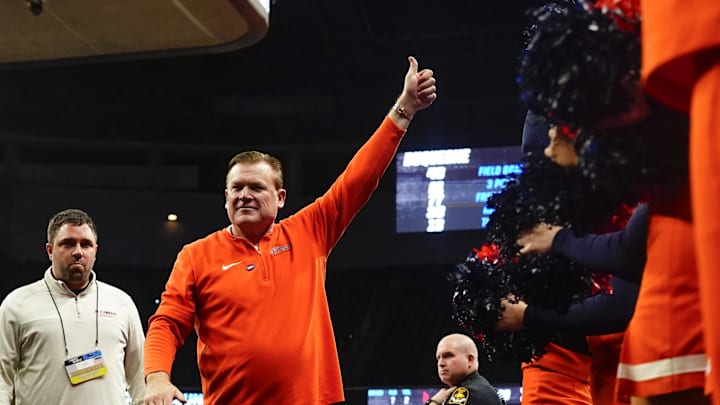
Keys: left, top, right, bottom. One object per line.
{"left": 64, "top": 349, "right": 108, "bottom": 385}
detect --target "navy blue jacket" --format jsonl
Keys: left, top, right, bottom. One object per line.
{"left": 524, "top": 203, "right": 649, "bottom": 335}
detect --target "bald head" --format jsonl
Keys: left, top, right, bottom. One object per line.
{"left": 438, "top": 334, "right": 479, "bottom": 368}
{"left": 436, "top": 333, "right": 479, "bottom": 386}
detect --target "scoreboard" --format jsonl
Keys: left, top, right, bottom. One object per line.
{"left": 396, "top": 146, "right": 522, "bottom": 233}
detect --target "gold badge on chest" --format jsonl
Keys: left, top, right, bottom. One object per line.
{"left": 447, "top": 386, "right": 469, "bottom": 404}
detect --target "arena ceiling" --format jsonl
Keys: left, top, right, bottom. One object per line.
{"left": 0, "top": 0, "right": 544, "bottom": 149}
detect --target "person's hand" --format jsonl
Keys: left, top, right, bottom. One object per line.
{"left": 516, "top": 223, "right": 563, "bottom": 255}
{"left": 391, "top": 56, "right": 437, "bottom": 125}
{"left": 495, "top": 297, "right": 528, "bottom": 332}
{"left": 429, "top": 386, "right": 456, "bottom": 404}
{"left": 144, "top": 372, "right": 186, "bottom": 405}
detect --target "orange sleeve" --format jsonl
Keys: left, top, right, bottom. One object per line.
{"left": 144, "top": 246, "right": 198, "bottom": 377}
{"left": 303, "top": 116, "right": 406, "bottom": 251}
{"left": 641, "top": 0, "right": 720, "bottom": 111}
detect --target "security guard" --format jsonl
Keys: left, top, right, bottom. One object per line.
{"left": 427, "top": 334, "right": 506, "bottom": 405}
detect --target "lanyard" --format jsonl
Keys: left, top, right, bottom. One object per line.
{"left": 43, "top": 278, "right": 99, "bottom": 358}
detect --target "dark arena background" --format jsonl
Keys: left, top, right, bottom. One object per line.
{"left": 0, "top": 0, "right": 559, "bottom": 403}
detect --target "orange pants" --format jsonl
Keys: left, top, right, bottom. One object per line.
{"left": 522, "top": 343, "right": 593, "bottom": 405}
{"left": 691, "top": 55, "right": 720, "bottom": 400}
{"left": 636, "top": 0, "right": 720, "bottom": 400}
{"left": 616, "top": 215, "right": 705, "bottom": 400}
{"left": 588, "top": 333, "right": 625, "bottom": 405}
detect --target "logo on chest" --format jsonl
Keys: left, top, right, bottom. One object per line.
{"left": 97, "top": 310, "right": 117, "bottom": 318}
{"left": 270, "top": 244, "right": 291, "bottom": 255}
{"left": 447, "top": 387, "right": 469, "bottom": 404}
{"left": 221, "top": 261, "right": 244, "bottom": 271}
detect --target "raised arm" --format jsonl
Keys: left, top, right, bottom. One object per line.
{"left": 305, "top": 56, "right": 437, "bottom": 250}
{"left": 387, "top": 56, "right": 438, "bottom": 129}
{"left": 517, "top": 203, "right": 648, "bottom": 283}
{"left": 496, "top": 276, "right": 639, "bottom": 335}
{"left": 552, "top": 203, "right": 648, "bottom": 282}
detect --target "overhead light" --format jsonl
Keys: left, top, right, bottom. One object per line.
{"left": 26, "top": 0, "right": 43, "bottom": 16}
{"left": 167, "top": 213, "right": 179, "bottom": 222}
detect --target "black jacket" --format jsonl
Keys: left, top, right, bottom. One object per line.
{"left": 443, "top": 371, "right": 506, "bottom": 405}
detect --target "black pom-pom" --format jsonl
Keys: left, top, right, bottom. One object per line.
{"left": 450, "top": 249, "right": 508, "bottom": 337}
{"left": 449, "top": 153, "right": 627, "bottom": 362}
{"left": 576, "top": 96, "right": 690, "bottom": 201}
{"left": 487, "top": 152, "right": 625, "bottom": 240}
{"left": 518, "top": 0, "right": 641, "bottom": 128}
{"left": 449, "top": 248, "right": 556, "bottom": 362}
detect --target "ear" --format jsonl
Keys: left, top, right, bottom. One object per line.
{"left": 277, "top": 188, "right": 287, "bottom": 209}
{"left": 45, "top": 243, "right": 53, "bottom": 260}
{"left": 467, "top": 353, "right": 476, "bottom": 368}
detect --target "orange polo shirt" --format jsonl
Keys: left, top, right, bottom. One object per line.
{"left": 144, "top": 117, "right": 406, "bottom": 405}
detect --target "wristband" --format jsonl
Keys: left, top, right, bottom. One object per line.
{"left": 425, "top": 400, "right": 441, "bottom": 405}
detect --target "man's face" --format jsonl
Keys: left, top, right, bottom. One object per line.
{"left": 436, "top": 340, "right": 472, "bottom": 386}
{"left": 46, "top": 223, "right": 98, "bottom": 290}
{"left": 225, "top": 161, "right": 286, "bottom": 233}
{"left": 544, "top": 126, "right": 578, "bottom": 168}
